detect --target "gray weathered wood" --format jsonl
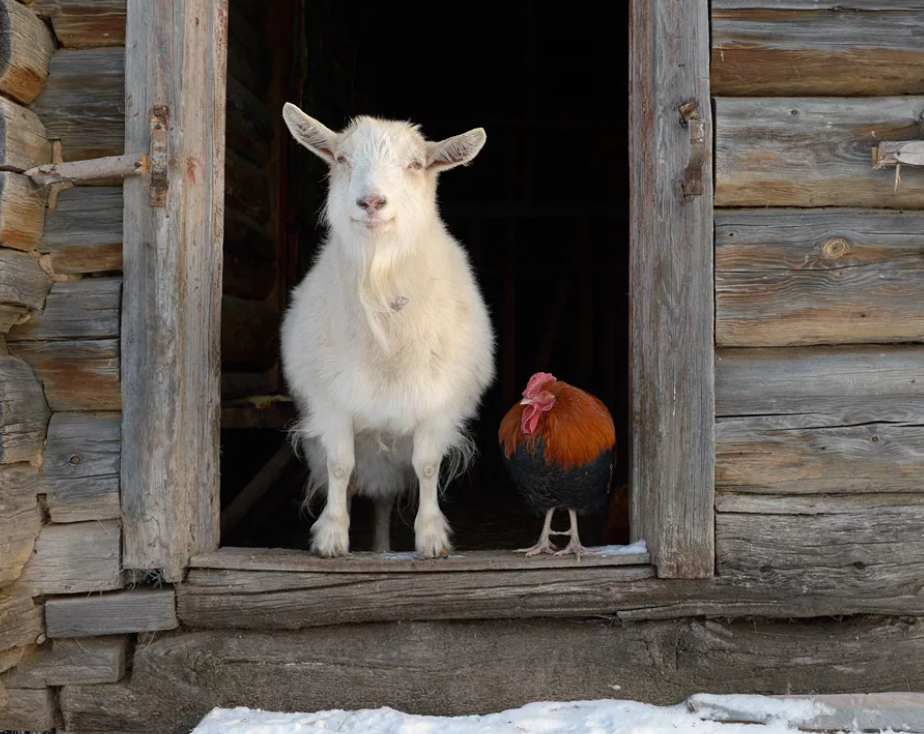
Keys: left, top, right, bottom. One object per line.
{"left": 716, "top": 209, "right": 924, "bottom": 347}
{"left": 45, "top": 588, "right": 177, "bottom": 638}
{"left": 716, "top": 493, "right": 924, "bottom": 515}
{"left": 9, "top": 277, "right": 120, "bottom": 341}
{"left": 0, "top": 354, "right": 49, "bottom": 463}
{"left": 221, "top": 294, "right": 279, "bottom": 373}
{"left": 59, "top": 617, "right": 924, "bottom": 733}
{"left": 25, "top": 151, "right": 147, "bottom": 186}
{"left": 18, "top": 520, "right": 122, "bottom": 595}
{"left": 716, "top": 346, "right": 924, "bottom": 422}
{"left": 717, "top": 495, "right": 924, "bottom": 591}
{"left": 0, "top": 303, "right": 26, "bottom": 331}
{"left": 713, "top": 1, "right": 924, "bottom": 9}
{"left": 31, "top": 0, "right": 126, "bottom": 47}
{"left": 0, "top": 463, "right": 40, "bottom": 586}
{"left": 0, "top": 96, "right": 50, "bottom": 172}
{"left": 717, "top": 417, "right": 924, "bottom": 494}
{"left": 0, "top": 590, "right": 42, "bottom": 653}
{"left": 716, "top": 96, "right": 924, "bottom": 208}
{"left": 121, "top": 0, "right": 228, "bottom": 581}
{"left": 10, "top": 338, "right": 120, "bottom": 410}
{"left": 0, "top": 647, "right": 24, "bottom": 675}
{"left": 30, "top": 47, "right": 125, "bottom": 161}
{"left": 629, "top": 0, "right": 714, "bottom": 578}
{"left": 39, "top": 411, "right": 120, "bottom": 523}
{"left": 0, "top": 247, "right": 51, "bottom": 312}
{"left": 40, "top": 185, "right": 123, "bottom": 273}
{"left": 0, "top": 171, "right": 45, "bottom": 250}
{"left": 0, "top": 685, "right": 56, "bottom": 731}
{"left": 712, "top": 6, "right": 924, "bottom": 96}
{"left": 0, "top": 0, "right": 55, "bottom": 104}
{"left": 1, "top": 636, "right": 127, "bottom": 687}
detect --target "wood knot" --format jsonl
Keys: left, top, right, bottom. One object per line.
{"left": 822, "top": 237, "right": 850, "bottom": 259}
{"left": 68, "top": 454, "right": 80, "bottom": 465}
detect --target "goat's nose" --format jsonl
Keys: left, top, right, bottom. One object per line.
{"left": 357, "top": 196, "right": 387, "bottom": 212}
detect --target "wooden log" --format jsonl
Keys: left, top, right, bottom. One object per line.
{"left": 45, "top": 588, "right": 178, "bottom": 638}
{"left": 226, "top": 71, "right": 272, "bottom": 165}
{"left": 0, "top": 0, "right": 55, "bottom": 104}
{"left": 0, "top": 247, "right": 51, "bottom": 312}
{"left": 225, "top": 149, "right": 270, "bottom": 224}
{"left": 716, "top": 209, "right": 924, "bottom": 346}
{"left": 31, "top": 0, "right": 126, "bottom": 47}
{"left": 25, "top": 151, "right": 148, "bottom": 186}
{"left": 0, "top": 354, "right": 48, "bottom": 464}
{"left": 0, "top": 96, "right": 50, "bottom": 172}
{"left": 0, "top": 685, "right": 56, "bottom": 731}
{"left": 30, "top": 47, "right": 125, "bottom": 161}
{"left": 0, "top": 463, "right": 40, "bottom": 586}
{"left": 40, "top": 185, "right": 123, "bottom": 273}
{"left": 9, "top": 338, "right": 120, "bottom": 411}
{"left": 0, "top": 171, "right": 45, "bottom": 250}
{"left": 9, "top": 277, "right": 120, "bottom": 341}
{"left": 630, "top": 0, "right": 714, "bottom": 578}
{"left": 224, "top": 207, "right": 275, "bottom": 261}
{"left": 223, "top": 249, "right": 277, "bottom": 300}
{"left": 18, "top": 520, "right": 122, "bottom": 595}
{"left": 0, "top": 647, "right": 24, "bottom": 675}
{"left": 712, "top": 6, "right": 924, "bottom": 96}
{"left": 715, "top": 346, "right": 924, "bottom": 423}
{"left": 39, "top": 411, "right": 120, "bottom": 523}
{"left": 221, "top": 295, "right": 279, "bottom": 372}
{"left": 226, "top": 1, "right": 271, "bottom": 95}
{"left": 59, "top": 617, "right": 924, "bottom": 733}
{"left": 717, "top": 495, "right": 924, "bottom": 590}
{"left": 713, "top": 1, "right": 924, "bottom": 12}
{"left": 0, "top": 304, "right": 27, "bottom": 331}
{"left": 1, "top": 636, "right": 127, "bottom": 687}
{"left": 717, "top": 417, "right": 924, "bottom": 494}
{"left": 0, "top": 591, "right": 42, "bottom": 653}
{"left": 716, "top": 96, "right": 924, "bottom": 209}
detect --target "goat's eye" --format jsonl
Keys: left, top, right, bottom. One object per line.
{"left": 408, "top": 160, "right": 423, "bottom": 171}
{"left": 335, "top": 154, "right": 348, "bottom": 166}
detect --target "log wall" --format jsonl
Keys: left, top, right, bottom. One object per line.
{"left": 711, "top": 1, "right": 924, "bottom": 593}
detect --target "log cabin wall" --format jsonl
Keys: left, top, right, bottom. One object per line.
{"left": 711, "top": 1, "right": 924, "bottom": 589}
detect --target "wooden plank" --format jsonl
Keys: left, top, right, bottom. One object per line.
{"left": 31, "top": 0, "right": 126, "bottom": 47}
{"left": 0, "top": 685, "right": 56, "bottom": 731}
{"left": 0, "top": 171, "right": 45, "bottom": 251}
{"left": 0, "top": 591, "right": 43, "bottom": 653}
{"left": 716, "top": 96, "right": 924, "bottom": 209}
{"left": 0, "top": 96, "right": 50, "bottom": 172}
{"left": 629, "top": 0, "right": 714, "bottom": 578}
{"left": 30, "top": 47, "right": 125, "bottom": 161}
{"left": 45, "top": 588, "right": 177, "bottom": 638}
{"left": 716, "top": 493, "right": 924, "bottom": 515}
{"left": 221, "top": 294, "right": 279, "bottom": 372}
{"left": 39, "top": 411, "right": 120, "bottom": 523}
{"left": 121, "top": 0, "right": 228, "bottom": 581}
{"left": 0, "top": 0, "right": 55, "bottom": 104}
{"left": 1, "top": 636, "right": 127, "bottom": 687}
{"left": 0, "top": 463, "right": 40, "bottom": 586}
{"left": 9, "top": 277, "right": 120, "bottom": 341}
{"left": 59, "top": 617, "right": 924, "bottom": 733}
{"left": 0, "top": 354, "right": 49, "bottom": 464}
{"left": 712, "top": 6, "right": 924, "bottom": 96}
{"left": 713, "top": 1, "right": 924, "bottom": 9}
{"left": 715, "top": 346, "right": 924, "bottom": 422}
{"left": 10, "top": 338, "right": 120, "bottom": 411}
{"left": 40, "top": 185, "right": 123, "bottom": 274}
{"left": 717, "top": 417, "right": 924, "bottom": 494}
{"left": 716, "top": 209, "right": 924, "bottom": 347}
{"left": 18, "top": 520, "right": 122, "bottom": 595}
{"left": 717, "top": 496, "right": 924, "bottom": 590}
{"left": 0, "top": 247, "right": 51, "bottom": 311}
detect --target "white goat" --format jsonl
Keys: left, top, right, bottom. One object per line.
{"left": 280, "top": 103, "right": 495, "bottom": 558}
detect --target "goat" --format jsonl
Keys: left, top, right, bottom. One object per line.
{"left": 280, "top": 104, "right": 496, "bottom": 558}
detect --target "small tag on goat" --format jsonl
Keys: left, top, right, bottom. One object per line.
{"left": 390, "top": 296, "right": 409, "bottom": 312}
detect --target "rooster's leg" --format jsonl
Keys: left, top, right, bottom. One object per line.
{"left": 514, "top": 508, "right": 559, "bottom": 556}
{"left": 554, "top": 509, "right": 589, "bottom": 560}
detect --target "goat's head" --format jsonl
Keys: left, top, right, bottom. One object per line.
{"left": 282, "top": 103, "right": 486, "bottom": 244}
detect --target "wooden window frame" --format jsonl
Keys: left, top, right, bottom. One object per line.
{"left": 120, "top": 0, "right": 714, "bottom": 584}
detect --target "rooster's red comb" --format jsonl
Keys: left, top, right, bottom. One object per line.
{"left": 523, "top": 372, "right": 556, "bottom": 399}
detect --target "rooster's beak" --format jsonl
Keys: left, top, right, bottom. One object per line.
{"left": 520, "top": 398, "right": 531, "bottom": 405}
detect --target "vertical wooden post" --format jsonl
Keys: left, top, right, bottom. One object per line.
{"left": 121, "top": 0, "right": 229, "bottom": 581}
{"left": 629, "top": 0, "right": 715, "bottom": 578}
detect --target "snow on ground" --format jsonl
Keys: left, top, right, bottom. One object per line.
{"left": 191, "top": 694, "right": 893, "bottom": 734}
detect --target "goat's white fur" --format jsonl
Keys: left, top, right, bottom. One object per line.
{"left": 280, "top": 103, "right": 495, "bottom": 558}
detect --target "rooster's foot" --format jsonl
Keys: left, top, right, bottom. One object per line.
{"left": 514, "top": 539, "right": 559, "bottom": 556}
{"left": 553, "top": 539, "right": 588, "bottom": 561}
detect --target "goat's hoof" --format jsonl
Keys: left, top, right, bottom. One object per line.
{"left": 310, "top": 515, "right": 349, "bottom": 558}
{"left": 415, "top": 514, "right": 451, "bottom": 559}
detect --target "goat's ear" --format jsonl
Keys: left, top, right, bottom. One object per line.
{"left": 426, "top": 128, "right": 486, "bottom": 171}
{"left": 282, "top": 103, "right": 339, "bottom": 164}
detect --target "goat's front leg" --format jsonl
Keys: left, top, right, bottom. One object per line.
{"left": 412, "top": 419, "right": 453, "bottom": 559}
{"left": 310, "top": 415, "right": 354, "bottom": 558}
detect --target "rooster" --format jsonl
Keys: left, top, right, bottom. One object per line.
{"left": 499, "top": 372, "right": 616, "bottom": 558}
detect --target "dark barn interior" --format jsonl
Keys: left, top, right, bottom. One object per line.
{"left": 218, "top": 0, "right": 630, "bottom": 552}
